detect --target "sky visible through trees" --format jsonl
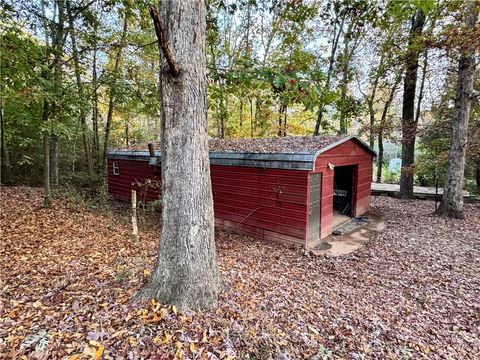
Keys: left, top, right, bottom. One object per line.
{"left": 1, "top": 0, "right": 479, "bottom": 193}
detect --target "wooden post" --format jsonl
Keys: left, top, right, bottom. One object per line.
{"left": 131, "top": 189, "right": 139, "bottom": 242}
{"left": 148, "top": 143, "right": 155, "bottom": 157}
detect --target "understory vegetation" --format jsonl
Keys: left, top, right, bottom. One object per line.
{"left": 1, "top": 1, "right": 479, "bottom": 192}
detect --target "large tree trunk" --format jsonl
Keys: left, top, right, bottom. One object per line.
{"left": 103, "top": 16, "right": 128, "bottom": 170}
{"left": 66, "top": 0, "right": 92, "bottom": 174}
{"left": 437, "top": 4, "right": 478, "bottom": 218}
{"left": 399, "top": 9, "right": 426, "bottom": 199}
{"left": 135, "top": 1, "right": 221, "bottom": 311}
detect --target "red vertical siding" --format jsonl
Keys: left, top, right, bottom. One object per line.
{"left": 312, "top": 139, "right": 373, "bottom": 240}
{"left": 107, "top": 159, "right": 309, "bottom": 245}
{"left": 107, "top": 159, "right": 162, "bottom": 204}
{"left": 211, "top": 165, "right": 308, "bottom": 245}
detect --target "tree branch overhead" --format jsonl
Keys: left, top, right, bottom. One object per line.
{"left": 149, "top": 5, "right": 181, "bottom": 77}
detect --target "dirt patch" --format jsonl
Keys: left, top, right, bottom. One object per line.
{"left": 311, "top": 212, "right": 386, "bottom": 256}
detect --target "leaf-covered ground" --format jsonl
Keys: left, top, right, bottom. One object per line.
{"left": 1, "top": 187, "right": 479, "bottom": 359}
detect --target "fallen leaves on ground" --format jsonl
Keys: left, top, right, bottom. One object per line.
{"left": 1, "top": 187, "right": 479, "bottom": 359}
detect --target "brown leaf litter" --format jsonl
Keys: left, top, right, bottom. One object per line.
{"left": 1, "top": 187, "right": 479, "bottom": 359}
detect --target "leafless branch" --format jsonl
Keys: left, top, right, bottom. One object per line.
{"left": 149, "top": 5, "right": 180, "bottom": 77}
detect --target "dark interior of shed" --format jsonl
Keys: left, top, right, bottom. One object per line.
{"left": 333, "top": 165, "right": 355, "bottom": 218}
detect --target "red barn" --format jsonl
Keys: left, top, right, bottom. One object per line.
{"left": 107, "top": 135, "right": 375, "bottom": 248}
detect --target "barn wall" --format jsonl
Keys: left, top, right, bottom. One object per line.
{"left": 107, "top": 159, "right": 162, "bottom": 204}
{"left": 107, "top": 159, "right": 309, "bottom": 246}
{"left": 313, "top": 139, "right": 373, "bottom": 240}
{"left": 211, "top": 165, "right": 308, "bottom": 245}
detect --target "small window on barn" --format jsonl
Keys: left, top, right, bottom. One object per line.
{"left": 112, "top": 161, "right": 120, "bottom": 175}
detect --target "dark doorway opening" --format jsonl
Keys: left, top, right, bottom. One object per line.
{"left": 333, "top": 165, "right": 355, "bottom": 218}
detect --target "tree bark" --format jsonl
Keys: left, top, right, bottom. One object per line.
{"left": 415, "top": 50, "right": 428, "bottom": 124}
{"left": 399, "top": 9, "right": 426, "bottom": 199}
{"left": 249, "top": 97, "right": 254, "bottom": 137}
{"left": 125, "top": 119, "right": 129, "bottom": 147}
{"left": 135, "top": 1, "right": 221, "bottom": 311}
{"left": 92, "top": 34, "right": 100, "bottom": 172}
{"left": 66, "top": 0, "right": 92, "bottom": 174}
{"left": 254, "top": 98, "right": 263, "bottom": 136}
{"left": 338, "top": 26, "right": 352, "bottom": 135}
{"left": 239, "top": 98, "right": 243, "bottom": 129}
{"left": 437, "top": 3, "right": 478, "bottom": 218}
{"left": 42, "top": 102, "right": 51, "bottom": 208}
{"left": 476, "top": 161, "right": 480, "bottom": 193}
{"left": 314, "top": 16, "right": 345, "bottom": 135}
{"left": 277, "top": 102, "right": 284, "bottom": 136}
{"left": 49, "top": 133, "right": 58, "bottom": 186}
{"left": 0, "top": 95, "right": 11, "bottom": 184}
{"left": 377, "top": 134, "right": 384, "bottom": 183}
{"left": 103, "top": 15, "right": 128, "bottom": 170}
{"left": 376, "top": 76, "right": 401, "bottom": 183}
{"left": 368, "top": 53, "right": 384, "bottom": 149}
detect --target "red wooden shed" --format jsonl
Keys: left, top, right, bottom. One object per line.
{"left": 107, "top": 135, "right": 375, "bottom": 248}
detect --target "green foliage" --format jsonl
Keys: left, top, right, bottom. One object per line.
{"left": 54, "top": 173, "right": 110, "bottom": 211}
{"left": 1, "top": 0, "right": 478, "bottom": 197}
{"left": 386, "top": 0, "right": 436, "bottom": 22}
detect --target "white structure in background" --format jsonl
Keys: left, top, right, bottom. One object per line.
{"left": 389, "top": 158, "right": 402, "bottom": 173}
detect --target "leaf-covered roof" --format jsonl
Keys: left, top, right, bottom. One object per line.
{"left": 120, "top": 135, "right": 353, "bottom": 154}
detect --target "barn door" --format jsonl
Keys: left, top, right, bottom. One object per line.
{"left": 308, "top": 173, "right": 321, "bottom": 242}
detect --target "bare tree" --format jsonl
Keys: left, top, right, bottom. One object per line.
{"left": 437, "top": 3, "right": 478, "bottom": 218}
{"left": 135, "top": 1, "right": 221, "bottom": 310}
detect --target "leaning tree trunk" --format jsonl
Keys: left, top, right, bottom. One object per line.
{"left": 135, "top": 1, "right": 221, "bottom": 311}
{"left": 437, "top": 4, "right": 478, "bottom": 218}
{"left": 399, "top": 9, "right": 425, "bottom": 199}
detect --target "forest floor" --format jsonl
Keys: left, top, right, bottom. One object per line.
{"left": 1, "top": 187, "right": 479, "bottom": 359}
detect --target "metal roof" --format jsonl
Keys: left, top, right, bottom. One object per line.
{"left": 106, "top": 135, "right": 375, "bottom": 170}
